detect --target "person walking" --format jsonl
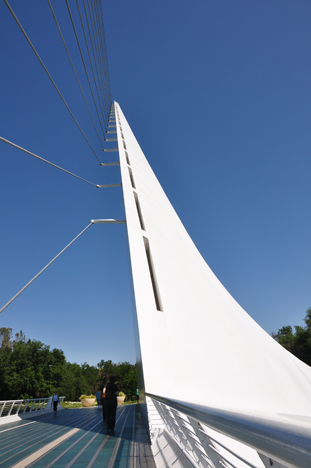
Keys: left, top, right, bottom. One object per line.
{"left": 52, "top": 392, "right": 59, "bottom": 415}
{"left": 96, "top": 389, "right": 100, "bottom": 408}
{"left": 103, "top": 376, "right": 118, "bottom": 432}
{"left": 100, "top": 384, "right": 106, "bottom": 421}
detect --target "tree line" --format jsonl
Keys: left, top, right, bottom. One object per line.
{"left": 0, "top": 328, "right": 137, "bottom": 401}
{"left": 2, "top": 307, "right": 309, "bottom": 402}
{"left": 272, "top": 307, "right": 311, "bottom": 366}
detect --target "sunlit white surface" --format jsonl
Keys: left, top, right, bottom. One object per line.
{"left": 115, "top": 102, "right": 311, "bottom": 467}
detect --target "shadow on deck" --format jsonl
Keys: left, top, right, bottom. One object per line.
{"left": 0, "top": 404, "right": 155, "bottom": 468}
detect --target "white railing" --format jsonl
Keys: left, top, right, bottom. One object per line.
{"left": 0, "top": 396, "right": 65, "bottom": 419}
{"left": 147, "top": 394, "right": 311, "bottom": 468}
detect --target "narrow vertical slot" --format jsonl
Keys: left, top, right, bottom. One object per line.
{"left": 134, "top": 192, "right": 145, "bottom": 231}
{"left": 143, "top": 237, "right": 163, "bottom": 312}
{"left": 123, "top": 140, "right": 127, "bottom": 150}
{"left": 128, "top": 167, "right": 136, "bottom": 188}
{"left": 125, "top": 151, "right": 130, "bottom": 165}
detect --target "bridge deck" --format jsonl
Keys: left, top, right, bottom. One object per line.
{"left": 0, "top": 405, "right": 155, "bottom": 468}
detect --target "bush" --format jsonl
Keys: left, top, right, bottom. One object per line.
{"left": 79, "top": 394, "right": 95, "bottom": 400}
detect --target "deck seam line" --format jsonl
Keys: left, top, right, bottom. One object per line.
{"left": 85, "top": 406, "right": 127, "bottom": 468}
{"left": 64, "top": 428, "right": 101, "bottom": 468}
{"left": 107, "top": 405, "right": 133, "bottom": 468}
{"left": 0, "top": 424, "right": 71, "bottom": 461}
{"left": 7, "top": 411, "right": 102, "bottom": 467}
{"left": 9, "top": 428, "right": 80, "bottom": 468}
{"left": 26, "top": 414, "right": 104, "bottom": 468}
{"left": 28, "top": 409, "right": 121, "bottom": 468}
{"left": 40, "top": 410, "right": 125, "bottom": 468}
{"left": 85, "top": 435, "right": 109, "bottom": 468}
{"left": 0, "top": 421, "right": 36, "bottom": 434}
{"left": 0, "top": 413, "right": 86, "bottom": 447}
{"left": 129, "top": 405, "right": 136, "bottom": 468}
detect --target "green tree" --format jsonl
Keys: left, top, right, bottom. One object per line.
{"left": 272, "top": 307, "right": 311, "bottom": 366}
{"left": 97, "top": 360, "right": 137, "bottom": 400}
{"left": 115, "top": 362, "right": 137, "bottom": 400}
{"left": 58, "top": 362, "right": 91, "bottom": 401}
{"left": 0, "top": 328, "right": 137, "bottom": 402}
{"left": 81, "top": 362, "right": 100, "bottom": 394}
{"left": 59, "top": 360, "right": 137, "bottom": 401}
{"left": 0, "top": 338, "right": 66, "bottom": 399}
{"left": 14, "top": 330, "right": 26, "bottom": 343}
{"left": 271, "top": 325, "right": 295, "bottom": 352}
{"left": 97, "top": 359, "right": 117, "bottom": 385}
{"left": 0, "top": 327, "right": 13, "bottom": 349}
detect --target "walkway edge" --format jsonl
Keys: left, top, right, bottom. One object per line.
{"left": 0, "top": 407, "right": 65, "bottom": 426}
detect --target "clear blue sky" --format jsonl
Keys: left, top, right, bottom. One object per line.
{"left": 1, "top": 1, "right": 311, "bottom": 366}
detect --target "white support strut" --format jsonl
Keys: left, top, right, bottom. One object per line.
{"left": 114, "top": 101, "right": 311, "bottom": 468}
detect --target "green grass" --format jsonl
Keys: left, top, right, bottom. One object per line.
{"left": 61, "top": 401, "right": 87, "bottom": 408}
{"left": 62, "top": 400, "right": 136, "bottom": 408}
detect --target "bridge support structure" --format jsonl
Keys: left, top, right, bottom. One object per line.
{"left": 105, "top": 102, "right": 311, "bottom": 468}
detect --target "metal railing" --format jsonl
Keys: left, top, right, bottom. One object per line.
{"left": 0, "top": 396, "right": 65, "bottom": 418}
{"left": 147, "top": 394, "right": 311, "bottom": 468}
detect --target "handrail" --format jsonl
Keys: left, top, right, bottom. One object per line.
{"left": 0, "top": 397, "right": 65, "bottom": 419}
{"left": 146, "top": 393, "right": 311, "bottom": 468}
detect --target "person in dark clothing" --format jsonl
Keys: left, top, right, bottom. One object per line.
{"left": 52, "top": 392, "right": 59, "bottom": 414}
{"left": 100, "top": 384, "right": 106, "bottom": 421}
{"left": 103, "top": 376, "right": 118, "bottom": 431}
{"left": 96, "top": 390, "right": 100, "bottom": 408}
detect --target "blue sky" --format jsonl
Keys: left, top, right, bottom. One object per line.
{"left": 1, "top": 1, "right": 311, "bottom": 366}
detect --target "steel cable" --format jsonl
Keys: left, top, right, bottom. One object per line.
{"left": 3, "top": 0, "right": 101, "bottom": 164}
{"left": 89, "top": 0, "right": 110, "bottom": 118}
{"left": 82, "top": 0, "right": 107, "bottom": 120}
{"left": 65, "top": 0, "right": 106, "bottom": 138}
{"left": 96, "top": 0, "right": 112, "bottom": 105}
{"left": 99, "top": 0, "right": 113, "bottom": 114}
{"left": 75, "top": 0, "right": 107, "bottom": 130}
{"left": 89, "top": 0, "right": 111, "bottom": 118}
{"left": 0, "top": 137, "right": 98, "bottom": 187}
{"left": 0, "top": 223, "right": 92, "bottom": 315}
{"left": 47, "top": 0, "right": 104, "bottom": 150}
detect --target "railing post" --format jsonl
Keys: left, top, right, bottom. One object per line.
{"left": 22, "top": 400, "right": 30, "bottom": 414}
{"left": 0, "top": 402, "right": 6, "bottom": 417}
{"left": 0, "top": 397, "right": 66, "bottom": 420}
{"left": 7, "top": 400, "right": 15, "bottom": 416}
{"left": 16, "top": 400, "right": 24, "bottom": 415}
{"left": 29, "top": 400, "right": 35, "bottom": 412}
{"left": 47, "top": 396, "right": 52, "bottom": 410}
{"left": 34, "top": 399, "right": 40, "bottom": 411}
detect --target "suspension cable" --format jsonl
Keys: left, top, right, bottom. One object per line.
{"left": 3, "top": 0, "right": 101, "bottom": 164}
{"left": 47, "top": 0, "right": 104, "bottom": 149}
{"left": 83, "top": 0, "right": 108, "bottom": 119}
{"left": 65, "top": 0, "right": 106, "bottom": 138}
{"left": 76, "top": 0, "right": 107, "bottom": 129}
{"left": 0, "top": 223, "right": 92, "bottom": 315}
{"left": 0, "top": 137, "right": 97, "bottom": 187}
{"left": 97, "top": 0, "right": 112, "bottom": 107}
{"left": 88, "top": 0, "right": 110, "bottom": 118}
